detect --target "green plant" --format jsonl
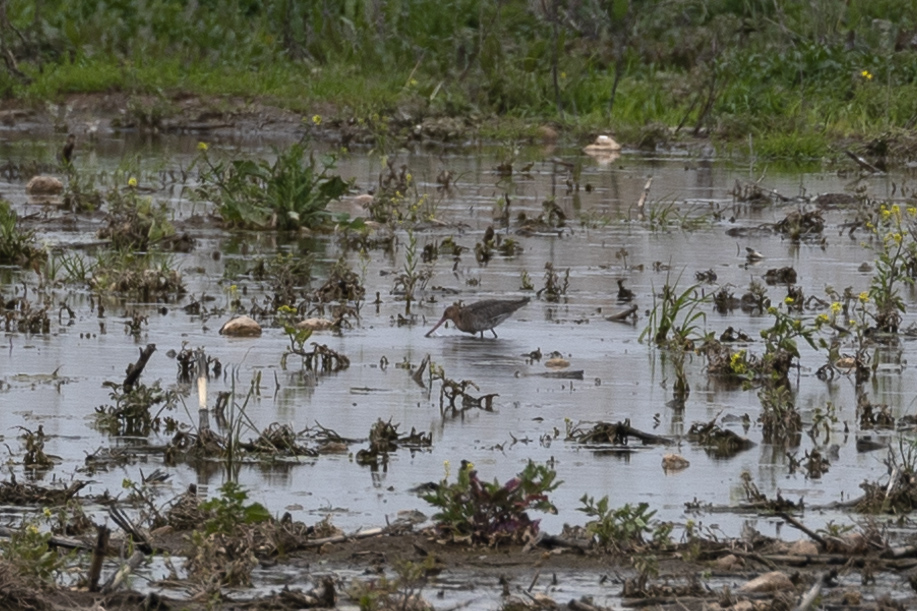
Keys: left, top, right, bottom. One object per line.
{"left": 93, "top": 380, "right": 179, "bottom": 436}
{"left": 89, "top": 249, "right": 185, "bottom": 299}
{"left": 758, "top": 300, "right": 824, "bottom": 386}
{"left": 0, "top": 199, "right": 44, "bottom": 267}
{"left": 392, "top": 228, "right": 431, "bottom": 312}
{"left": 200, "top": 481, "right": 271, "bottom": 536}
{"left": 195, "top": 140, "right": 351, "bottom": 231}
{"left": 348, "top": 557, "right": 437, "bottom": 611}
{"left": 757, "top": 385, "right": 801, "bottom": 446}
{"left": 860, "top": 201, "right": 916, "bottom": 333}
{"left": 98, "top": 181, "right": 174, "bottom": 250}
{"left": 640, "top": 272, "right": 708, "bottom": 349}
{"left": 423, "top": 460, "right": 560, "bottom": 545}
{"left": 0, "top": 511, "right": 75, "bottom": 584}
{"left": 578, "top": 496, "right": 671, "bottom": 551}
{"left": 537, "top": 262, "right": 569, "bottom": 302}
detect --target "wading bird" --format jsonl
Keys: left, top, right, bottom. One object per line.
{"left": 425, "top": 298, "right": 530, "bottom": 338}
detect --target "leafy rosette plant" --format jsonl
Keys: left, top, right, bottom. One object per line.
{"left": 423, "top": 460, "right": 560, "bottom": 546}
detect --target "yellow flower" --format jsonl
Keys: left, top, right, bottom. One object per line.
{"left": 197, "top": 142, "right": 208, "bottom": 151}
{"left": 784, "top": 296, "right": 794, "bottom": 305}
{"left": 858, "top": 291, "right": 869, "bottom": 303}
{"left": 861, "top": 70, "right": 873, "bottom": 80}
{"left": 767, "top": 306, "right": 777, "bottom": 315}
{"left": 816, "top": 313, "right": 829, "bottom": 325}
{"left": 831, "top": 302, "right": 842, "bottom": 314}
{"left": 881, "top": 209, "right": 891, "bottom": 219}
{"left": 892, "top": 204, "right": 901, "bottom": 216}
{"left": 42, "top": 507, "right": 52, "bottom": 517}
{"left": 128, "top": 177, "right": 138, "bottom": 188}
{"left": 908, "top": 207, "right": 917, "bottom": 216}
{"left": 893, "top": 233, "right": 903, "bottom": 244}
{"left": 312, "top": 114, "right": 322, "bottom": 125}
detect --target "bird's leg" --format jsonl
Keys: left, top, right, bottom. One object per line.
{"left": 490, "top": 329, "right": 498, "bottom": 338}
{"left": 479, "top": 331, "right": 484, "bottom": 338}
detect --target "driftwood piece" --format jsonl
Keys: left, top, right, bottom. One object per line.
{"left": 0, "top": 526, "right": 90, "bottom": 550}
{"left": 795, "top": 571, "right": 833, "bottom": 611}
{"left": 844, "top": 150, "right": 884, "bottom": 174}
{"left": 606, "top": 304, "right": 638, "bottom": 322}
{"left": 108, "top": 505, "right": 153, "bottom": 554}
{"left": 123, "top": 343, "right": 156, "bottom": 391}
{"left": 101, "top": 550, "right": 145, "bottom": 593}
{"left": 634, "top": 177, "right": 653, "bottom": 221}
{"left": 88, "top": 524, "right": 110, "bottom": 592}
{"left": 302, "top": 526, "right": 384, "bottom": 548}
{"left": 777, "top": 512, "right": 826, "bottom": 548}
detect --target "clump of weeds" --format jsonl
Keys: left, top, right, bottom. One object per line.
{"left": 578, "top": 495, "right": 672, "bottom": 552}
{"left": 90, "top": 250, "right": 186, "bottom": 300}
{"left": 311, "top": 256, "right": 365, "bottom": 317}
{"left": 0, "top": 199, "right": 45, "bottom": 268}
{"left": 0, "top": 510, "right": 76, "bottom": 591}
{"left": 96, "top": 181, "right": 176, "bottom": 250}
{"left": 423, "top": 460, "right": 560, "bottom": 546}
{"left": 857, "top": 439, "right": 917, "bottom": 514}
{"left": 280, "top": 316, "right": 350, "bottom": 373}
{"left": 687, "top": 415, "right": 756, "bottom": 458}
{"left": 185, "top": 481, "right": 271, "bottom": 588}
{"left": 517, "top": 198, "right": 567, "bottom": 235}
{"left": 194, "top": 140, "right": 351, "bottom": 231}
{"left": 537, "top": 261, "right": 569, "bottom": 302}
{"left": 93, "top": 380, "right": 179, "bottom": 437}
{"left": 757, "top": 386, "right": 802, "bottom": 447}
{"left": 1, "top": 296, "right": 51, "bottom": 333}
{"left": 348, "top": 557, "right": 437, "bottom": 611}
{"left": 356, "top": 418, "right": 431, "bottom": 467}
{"left": 249, "top": 252, "right": 313, "bottom": 310}
{"left": 392, "top": 228, "right": 432, "bottom": 312}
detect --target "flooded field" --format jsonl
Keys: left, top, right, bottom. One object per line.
{"left": 2, "top": 131, "right": 917, "bottom": 607}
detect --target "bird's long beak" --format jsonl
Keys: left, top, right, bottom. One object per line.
{"left": 425, "top": 315, "right": 448, "bottom": 337}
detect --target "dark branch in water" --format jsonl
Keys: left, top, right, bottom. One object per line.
{"left": 123, "top": 343, "right": 156, "bottom": 392}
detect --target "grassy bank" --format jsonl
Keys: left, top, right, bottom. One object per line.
{"left": 5, "top": 0, "right": 917, "bottom": 159}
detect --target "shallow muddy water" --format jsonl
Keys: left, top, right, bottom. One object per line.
{"left": 2, "top": 133, "right": 917, "bottom": 601}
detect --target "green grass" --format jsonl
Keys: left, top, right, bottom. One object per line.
{"left": 9, "top": 0, "right": 917, "bottom": 154}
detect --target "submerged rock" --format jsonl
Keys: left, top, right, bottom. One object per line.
{"left": 662, "top": 453, "right": 690, "bottom": 472}
{"left": 296, "top": 317, "right": 335, "bottom": 331}
{"left": 583, "top": 134, "right": 622, "bottom": 152}
{"left": 219, "top": 315, "right": 262, "bottom": 337}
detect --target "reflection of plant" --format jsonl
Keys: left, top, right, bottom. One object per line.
{"left": 578, "top": 496, "right": 671, "bottom": 551}
{"left": 195, "top": 141, "right": 351, "bottom": 230}
{"left": 423, "top": 461, "right": 560, "bottom": 545}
